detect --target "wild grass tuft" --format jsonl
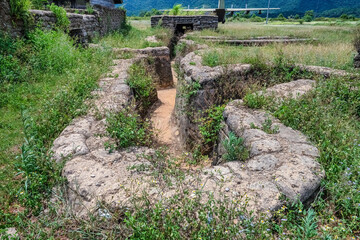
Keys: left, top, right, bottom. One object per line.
{"left": 105, "top": 106, "right": 154, "bottom": 150}
{"left": 222, "top": 132, "right": 249, "bottom": 162}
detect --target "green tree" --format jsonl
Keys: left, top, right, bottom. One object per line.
{"left": 277, "top": 13, "right": 286, "bottom": 21}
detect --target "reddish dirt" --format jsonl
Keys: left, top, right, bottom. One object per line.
{"left": 151, "top": 63, "right": 182, "bottom": 154}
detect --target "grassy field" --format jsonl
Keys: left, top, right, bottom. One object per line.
{"left": 189, "top": 22, "right": 360, "bottom": 72}
{"left": 1, "top": 20, "right": 359, "bottom": 239}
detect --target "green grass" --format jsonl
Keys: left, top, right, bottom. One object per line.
{"left": 96, "top": 23, "right": 172, "bottom": 49}
{"left": 191, "top": 22, "right": 360, "bottom": 72}
{"left": 1, "top": 20, "right": 359, "bottom": 239}
{"left": 0, "top": 29, "right": 112, "bottom": 222}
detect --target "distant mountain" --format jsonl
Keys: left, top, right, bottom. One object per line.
{"left": 118, "top": 0, "right": 360, "bottom": 17}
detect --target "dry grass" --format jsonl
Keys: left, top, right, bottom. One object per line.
{"left": 192, "top": 22, "right": 359, "bottom": 72}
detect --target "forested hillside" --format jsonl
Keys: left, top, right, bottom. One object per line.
{"left": 119, "top": 0, "right": 360, "bottom": 16}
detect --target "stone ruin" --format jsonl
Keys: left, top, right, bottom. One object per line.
{"left": 0, "top": 0, "right": 125, "bottom": 43}
{"left": 52, "top": 34, "right": 360, "bottom": 218}
{"left": 151, "top": 15, "right": 218, "bottom": 33}
{"left": 355, "top": 50, "right": 360, "bottom": 69}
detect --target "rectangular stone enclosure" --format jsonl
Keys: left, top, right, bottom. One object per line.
{"left": 151, "top": 15, "right": 218, "bottom": 33}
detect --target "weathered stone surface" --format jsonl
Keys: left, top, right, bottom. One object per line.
{"left": 145, "top": 35, "right": 159, "bottom": 43}
{"left": 354, "top": 54, "right": 360, "bottom": 68}
{"left": 0, "top": 0, "right": 24, "bottom": 37}
{"left": 214, "top": 100, "right": 324, "bottom": 212}
{"left": 51, "top": 38, "right": 326, "bottom": 218}
{"left": 297, "top": 64, "right": 350, "bottom": 78}
{"left": 1, "top": 0, "right": 125, "bottom": 43}
{"left": 151, "top": 15, "right": 218, "bottom": 32}
{"left": 260, "top": 79, "right": 315, "bottom": 100}
{"left": 175, "top": 50, "right": 252, "bottom": 148}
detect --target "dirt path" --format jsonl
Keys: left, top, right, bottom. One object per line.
{"left": 151, "top": 63, "right": 181, "bottom": 154}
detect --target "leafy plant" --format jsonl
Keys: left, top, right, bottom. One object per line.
{"left": 17, "top": 111, "right": 63, "bottom": 214}
{"left": 202, "top": 51, "right": 220, "bottom": 67}
{"left": 180, "top": 80, "right": 201, "bottom": 102}
{"left": 222, "top": 132, "right": 249, "bottom": 162}
{"left": 243, "top": 92, "right": 268, "bottom": 109}
{"left": 296, "top": 208, "right": 318, "bottom": 239}
{"left": 9, "top": 0, "right": 31, "bottom": 20}
{"left": 105, "top": 106, "right": 154, "bottom": 149}
{"left": 261, "top": 115, "right": 279, "bottom": 134}
{"left": 86, "top": 3, "right": 94, "bottom": 14}
{"left": 126, "top": 62, "right": 157, "bottom": 115}
{"left": 169, "top": 4, "right": 183, "bottom": 16}
{"left": 49, "top": 3, "right": 70, "bottom": 31}
{"left": 197, "top": 105, "right": 225, "bottom": 154}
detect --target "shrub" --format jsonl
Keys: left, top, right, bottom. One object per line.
{"left": 126, "top": 62, "right": 157, "bottom": 114}
{"left": 49, "top": 3, "right": 70, "bottom": 31}
{"left": 180, "top": 80, "right": 201, "bottom": 102}
{"left": 198, "top": 105, "right": 225, "bottom": 148}
{"left": 105, "top": 107, "right": 153, "bottom": 149}
{"left": 28, "top": 29, "right": 78, "bottom": 74}
{"left": 0, "top": 33, "right": 28, "bottom": 84}
{"left": 86, "top": 3, "right": 94, "bottom": 14}
{"left": 202, "top": 51, "right": 220, "bottom": 67}
{"left": 243, "top": 92, "right": 268, "bottom": 109}
{"left": 222, "top": 132, "right": 249, "bottom": 162}
{"left": 170, "top": 4, "right": 183, "bottom": 16}
{"left": 9, "top": 0, "right": 31, "bottom": 20}
{"left": 277, "top": 13, "right": 286, "bottom": 21}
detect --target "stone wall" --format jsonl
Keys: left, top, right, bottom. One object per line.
{"left": 355, "top": 50, "right": 360, "bottom": 68}
{"left": 151, "top": 15, "right": 218, "bottom": 32}
{"left": 0, "top": 0, "right": 125, "bottom": 41}
{"left": 0, "top": 0, "right": 24, "bottom": 37}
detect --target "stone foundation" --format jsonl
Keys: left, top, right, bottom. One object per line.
{"left": 0, "top": 0, "right": 125, "bottom": 42}
{"left": 355, "top": 52, "right": 360, "bottom": 68}
{"left": 151, "top": 15, "right": 218, "bottom": 32}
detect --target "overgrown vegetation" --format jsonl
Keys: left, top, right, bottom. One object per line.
{"left": 243, "top": 92, "right": 269, "bottom": 109}
{"left": 105, "top": 106, "right": 154, "bottom": 150}
{"left": 1, "top": 18, "right": 360, "bottom": 239}
{"left": 97, "top": 23, "right": 172, "bottom": 49}
{"left": 126, "top": 61, "right": 157, "bottom": 115}
{"left": 197, "top": 105, "right": 225, "bottom": 154}
{"left": 0, "top": 28, "right": 112, "bottom": 222}
{"left": 9, "top": 0, "right": 31, "bottom": 20}
{"left": 193, "top": 23, "right": 360, "bottom": 72}
{"left": 222, "top": 132, "right": 249, "bottom": 162}
{"left": 49, "top": 3, "right": 70, "bottom": 31}
{"left": 355, "top": 26, "right": 360, "bottom": 51}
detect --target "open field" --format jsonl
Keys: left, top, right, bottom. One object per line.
{"left": 1, "top": 20, "right": 360, "bottom": 239}
{"left": 190, "top": 22, "right": 360, "bottom": 72}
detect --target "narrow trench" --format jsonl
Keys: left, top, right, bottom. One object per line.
{"left": 150, "top": 61, "right": 182, "bottom": 155}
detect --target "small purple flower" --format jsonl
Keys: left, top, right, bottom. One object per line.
{"left": 281, "top": 219, "right": 287, "bottom": 222}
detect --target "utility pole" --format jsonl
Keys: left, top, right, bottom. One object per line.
{"left": 266, "top": 0, "right": 271, "bottom": 24}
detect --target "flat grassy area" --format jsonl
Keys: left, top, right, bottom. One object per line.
{"left": 190, "top": 22, "right": 360, "bottom": 72}
{"left": 96, "top": 22, "right": 172, "bottom": 49}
